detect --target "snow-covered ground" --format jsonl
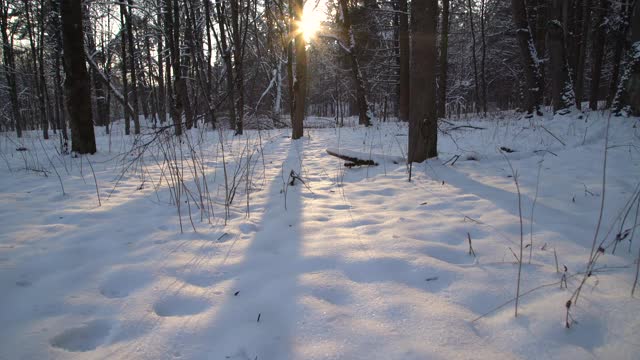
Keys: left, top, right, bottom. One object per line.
{"left": 1, "top": 112, "right": 639, "bottom": 359}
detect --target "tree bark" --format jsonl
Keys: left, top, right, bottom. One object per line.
{"left": 575, "top": 0, "right": 591, "bottom": 109}
{"left": 291, "top": 0, "right": 306, "bottom": 139}
{"left": 119, "top": 2, "right": 131, "bottom": 135}
{"left": 230, "top": 0, "right": 244, "bottom": 134}
{"left": 408, "top": 0, "right": 438, "bottom": 163}
{"left": 156, "top": 4, "right": 166, "bottom": 124}
{"left": 589, "top": 0, "right": 609, "bottom": 110}
{"left": 0, "top": 0, "right": 22, "bottom": 137}
{"left": 437, "top": 0, "right": 449, "bottom": 119}
{"left": 467, "top": 0, "right": 480, "bottom": 114}
{"left": 61, "top": 0, "right": 96, "bottom": 154}
{"left": 511, "top": 0, "right": 543, "bottom": 115}
{"left": 614, "top": 1, "right": 640, "bottom": 115}
{"left": 23, "top": 0, "right": 48, "bottom": 139}
{"left": 480, "top": 0, "right": 488, "bottom": 115}
{"left": 125, "top": 0, "right": 141, "bottom": 133}
{"left": 398, "top": 0, "right": 409, "bottom": 122}
{"left": 215, "top": 0, "right": 237, "bottom": 133}
{"left": 547, "top": 20, "right": 575, "bottom": 113}
{"left": 338, "top": 0, "right": 371, "bottom": 126}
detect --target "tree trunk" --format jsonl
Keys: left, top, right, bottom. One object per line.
{"left": 230, "top": 0, "right": 244, "bottom": 134}
{"left": 23, "top": 0, "right": 48, "bottom": 139}
{"left": 480, "top": 0, "right": 488, "bottom": 115}
{"left": 589, "top": 0, "right": 609, "bottom": 110}
{"left": 408, "top": 0, "right": 438, "bottom": 163}
{"left": 607, "top": 31, "right": 626, "bottom": 108}
{"left": 511, "top": 0, "right": 543, "bottom": 115}
{"left": 291, "top": 0, "right": 306, "bottom": 139}
{"left": 437, "top": 0, "right": 450, "bottom": 119}
{"left": 156, "top": 4, "right": 166, "bottom": 124}
{"left": 575, "top": 0, "right": 591, "bottom": 109}
{"left": 614, "top": 1, "right": 640, "bottom": 115}
{"left": 0, "top": 0, "right": 22, "bottom": 138}
{"left": 547, "top": 20, "right": 575, "bottom": 113}
{"left": 216, "top": 0, "right": 237, "bottom": 132}
{"left": 119, "top": 2, "right": 131, "bottom": 135}
{"left": 467, "top": 0, "right": 480, "bottom": 114}
{"left": 398, "top": 0, "right": 409, "bottom": 121}
{"left": 61, "top": 0, "right": 96, "bottom": 154}
{"left": 50, "top": 0, "right": 68, "bottom": 141}
{"left": 126, "top": 0, "right": 141, "bottom": 133}
{"left": 338, "top": 0, "right": 371, "bottom": 126}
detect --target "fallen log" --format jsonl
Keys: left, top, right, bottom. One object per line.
{"left": 326, "top": 149, "right": 378, "bottom": 167}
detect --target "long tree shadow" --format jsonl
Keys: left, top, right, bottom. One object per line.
{"left": 430, "top": 162, "right": 595, "bottom": 246}
{"left": 158, "top": 138, "right": 308, "bottom": 359}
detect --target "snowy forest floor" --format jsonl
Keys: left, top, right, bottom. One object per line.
{"left": 1, "top": 112, "right": 640, "bottom": 359}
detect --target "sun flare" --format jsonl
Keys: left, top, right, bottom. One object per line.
{"left": 298, "top": 4, "right": 323, "bottom": 42}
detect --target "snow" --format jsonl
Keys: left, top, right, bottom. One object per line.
{"left": 1, "top": 112, "right": 640, "bottom": 359}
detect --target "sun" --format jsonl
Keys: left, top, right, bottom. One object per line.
{"left": 298, "top": 3, "right": 323, "bottom": 42}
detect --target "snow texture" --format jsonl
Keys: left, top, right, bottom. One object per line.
{"left": 0, "top": 112, "right": 639, "bottom": 359}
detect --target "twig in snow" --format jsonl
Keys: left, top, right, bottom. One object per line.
{"left": 501, "top": 148, "right": 524, "bottom": 317}
{"left": 467, "top": 232, "right": 476, "bottom": 257}
{"left": 540, "top": 125, "right": 566, "bottom": 146}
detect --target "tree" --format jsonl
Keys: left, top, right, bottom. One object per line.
{"left": 338, "top": 0, "right": 371, "bottom": 126}
{"left": 547, "top": 20, "right": 575, "bottom": 113}
{"left": 398, "top": 0, "right": 409, "bottom": 121}
{"left": 467, "top": 0, "right": 480, "bottom": 114}
{"left": 125, "top": 0, "right": 141, "bottom": 133}
{"left": 575, "top": 0, "right": 591, "bottom": 109}
{"left": 61, "top": 0, "right": 96, "bottom": 154}
{"left": 589, "top": 0, "right": 609, "bottom": 110}
{"left": 437, "top": 0, "right": 449, "bottom": 119}
{"left": 511, "top": 0, "right": 543, "bottom": 115}
{"left": 614, "top": 0, "right": 640, "bottom": 115}
{"left": 546, "top": 0, "right": 575, "bottom": 114}
{"left": 291, "top": 0, "right": 306, "bottom": 139}
{"left": 408, "top": 0, "right": 438, "bottom": 163}
{"left": 0, "top": 0, "right": 22, "bottom": 137}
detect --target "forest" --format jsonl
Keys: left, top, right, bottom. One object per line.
{"left": 0, "top": 0, "right": 640, "bottom": 359}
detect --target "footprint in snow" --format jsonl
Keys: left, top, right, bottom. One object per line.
{"left": 50, "top": 320, "right": 112, "bottom": 352}
{"left": 238, "top": 223, "right": 259, "bottom": 234}
{"left": 153, "top": 295, "right": 211, "bottom": 317}
{"left": 99, "top": 268, "right": 153, "bottom": 298}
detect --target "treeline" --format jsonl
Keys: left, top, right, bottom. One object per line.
{"left": 0, "top": 0, "right": 638, "bottom": 156}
